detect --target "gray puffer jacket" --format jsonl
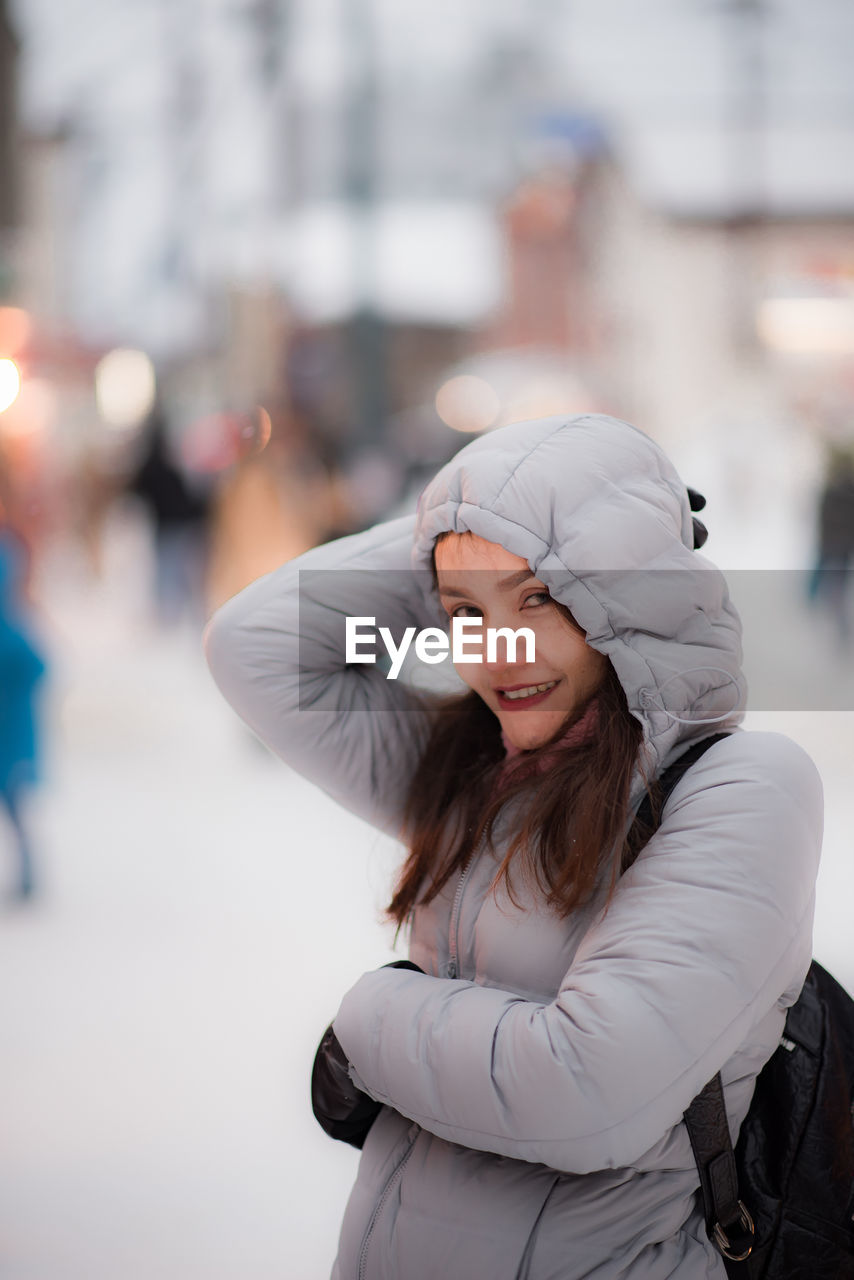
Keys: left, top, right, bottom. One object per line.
{"left": 204, "top": 414, "right": 824, "bottom": 1280}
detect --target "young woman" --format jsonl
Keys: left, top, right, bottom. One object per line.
{"left": 204, "top": 413, "right": 823, "bottom": 1280}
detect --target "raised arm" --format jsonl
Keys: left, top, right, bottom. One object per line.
{"left": 331, "top": 731, "right": 823, "bottom": 1172}
{"left": 203, "top": 513, "right": 441, "bottom": 837}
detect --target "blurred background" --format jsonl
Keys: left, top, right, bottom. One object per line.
{"left": 0, "top": 1, "right": 853, "bottom": 1276}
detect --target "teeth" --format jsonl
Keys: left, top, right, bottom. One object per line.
{"left": 502, "top": 681, "right": 557, "bottom": 701}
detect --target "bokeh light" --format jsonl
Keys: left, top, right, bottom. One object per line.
{"left": 435, "top": 374, "right": 501, "bottom": 433}
{"left": 94, "top": 348, "right": 157, "bottom": 429}
{"left": 757, "top": 297, "right": 854, "bottom": 356}
{"left": 501, "top": 372, "right": 597, "bottom": 424}
{"left": 254, "top": 405, "right": 273, "bottom": 453}
{"left": 180, "top": 411, "right": 253, "bottom": 472}
{"left": 0, "top": 358, "right": 22, "bottom": 413}
{"left": 0, "top": 377, "right": 57, "bottom": 439}
{"left": 0, "top": 307, "right": 33, "bottom": 356}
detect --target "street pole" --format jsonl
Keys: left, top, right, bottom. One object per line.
{"left": 722, "top": 0, "right": 768, "bottom": 357}
{"left": 342, "top": 0, "right": 386, "bottom": 450}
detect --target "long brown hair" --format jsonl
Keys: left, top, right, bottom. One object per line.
{"left": 387, "top": 627, "right": 662, "bottom": 930}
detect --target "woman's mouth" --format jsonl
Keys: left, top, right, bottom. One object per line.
{"left": 496, "top": 680, "right": 559, "bottom": 710}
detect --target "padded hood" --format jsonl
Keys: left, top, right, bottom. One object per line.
{"left": 412, "top": 413, "right": 747, "bottom": 772}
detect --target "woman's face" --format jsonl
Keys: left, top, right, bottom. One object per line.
{"left": 434, "top": 532, "right": 609, "bottom": 750}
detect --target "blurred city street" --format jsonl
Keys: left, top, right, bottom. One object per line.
{"left": 0, "top": 537, "right": 403, "bottom": 1280}
{"left": 1, "top": 526, "right": 853, "bottom": 1280}
{"left": 1, "top": 0, "right": 854, "bottom": 1275}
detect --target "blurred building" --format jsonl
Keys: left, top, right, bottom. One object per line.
{"left": 6, "top": 0, "right": 854, "bottom": 475}
{"left": 570, "top": 160, "right": 854, "bottom": 447}
{"left": 0, "top": 0, "right": 19, "bottom": 255}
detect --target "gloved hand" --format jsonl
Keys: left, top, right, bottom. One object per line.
{"left": 310, "top": 960, "right": 424, "bottom": 1149}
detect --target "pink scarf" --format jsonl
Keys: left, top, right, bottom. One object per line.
{"left": 499, "top": 695, "right": 600, "bottom": 777}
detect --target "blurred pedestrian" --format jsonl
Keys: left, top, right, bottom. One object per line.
{"left": 807, "top": 446, "right": 854, "bottom": 645}
{"left": 0, "top": 522, "right": 47, "bottom": 902}
{"left": 126, "top": 406, "right": 212, "bottom": 628}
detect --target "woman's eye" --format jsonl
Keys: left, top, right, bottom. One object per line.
{"left": 450, "top": 604, "right": 482, "bottom": 619}
{"left": 522, "top": 592, "right": 551, "bottom": 609}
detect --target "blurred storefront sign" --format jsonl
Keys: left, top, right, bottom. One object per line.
{"left": 758, "top": 294, "right": 854, "bottom": 356}
{"left": 758, "top": 261, "right": 854, "bottom": 358}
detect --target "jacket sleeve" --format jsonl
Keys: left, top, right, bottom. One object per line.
{"left": 203, "top": 513, "right": 440, "bottom": 837}
{"left": 332, "top": 731, "right": 824, "bottom": 1173}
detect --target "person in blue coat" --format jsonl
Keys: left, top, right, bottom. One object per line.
{"left": 0, "top": 524, "right": 46, "bottom": 901}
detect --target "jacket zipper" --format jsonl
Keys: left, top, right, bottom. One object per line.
{"left": 447, "top": 836, "right": 483, "bottom": 980}
{"left": 357, "top": 1124, "right": 419, "bottom": 1280}
{"left": 357, "top": 836, "right": 482, "bottom": 1271}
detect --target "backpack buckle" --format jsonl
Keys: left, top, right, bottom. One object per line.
{"left": 713, "top": 1201, "right": 755, "bottom": 1261}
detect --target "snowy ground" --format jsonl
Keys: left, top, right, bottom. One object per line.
{"left": 1, "top": 524, "right": 853, "bottom": 1280}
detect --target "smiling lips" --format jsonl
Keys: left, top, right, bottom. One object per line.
{"left": 495, "top": 679, "right": 559, "bottom": 709}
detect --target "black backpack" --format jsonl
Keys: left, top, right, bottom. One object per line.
{"left": 633, "top": 733, "right": 854, "bottom": 1279}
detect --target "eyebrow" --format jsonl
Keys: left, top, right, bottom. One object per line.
{"left": 437, "top": 569, "right": 538, "bottom": 599}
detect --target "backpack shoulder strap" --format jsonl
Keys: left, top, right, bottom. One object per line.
{"left": 624, "top": 731, "right": 756, "bottom": 1260}
{"left": 684, "top": 1076, "right": 756, "bottom": 1263}
{"left": 636, "top": 730, "right": 734, "bottom": 828}
{"left": 624, "top": 731, "right": 733, "bottom": 871}
{"left": 647, "top": 731, "right": 757, "bottom": 1265}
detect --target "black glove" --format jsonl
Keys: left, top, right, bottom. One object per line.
{"left": 687, "top": 487, "right": 709, "bottom": 549}
{"left": 310, "top": 960, "right": 424, "bottom": 1149}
